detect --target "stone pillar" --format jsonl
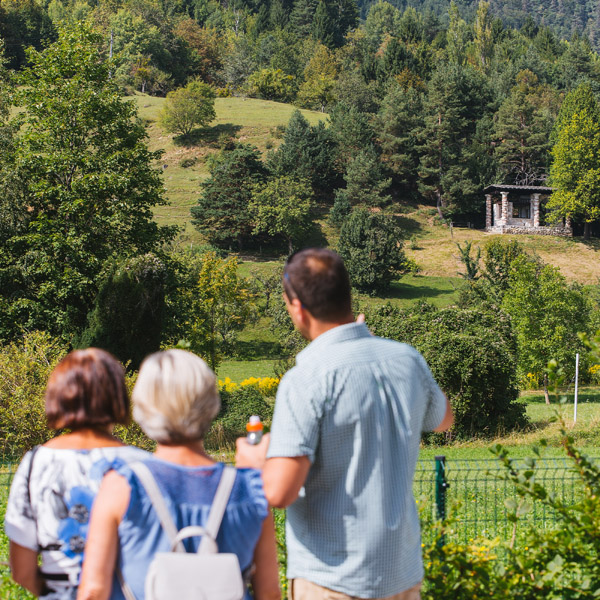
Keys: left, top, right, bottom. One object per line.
{"left": 501, "top": 191, "right": 509, "bottom": 224}
{"left": 532, "top": 193, "right": 540, "bottom": 227}
{"left": 485, "top": 194, "right": 492, "bottom": 228}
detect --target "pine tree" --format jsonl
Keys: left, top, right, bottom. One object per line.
{"left": 267, "top": 109, "right": 338, "bottom": 193}
{"left": 376, "top": 82, "right": 425, "bottom": 193}
{"left": 493, "top": 71, "right": 554, "bottom": 185}
{"left": 191, "top": 144, "right": 268, "bottom": 249}
{"left": 417, "top": 62, "right": 491, "bottom": 219}
{"left": 289, "top": 0, "right": 317, "bottom": 39}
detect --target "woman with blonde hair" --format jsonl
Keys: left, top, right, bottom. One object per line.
{"left": 78, "top": 349, "right": 280, "bottom": 600}
{"left": 5, "top": 348, "right": 148, "bottom": 599}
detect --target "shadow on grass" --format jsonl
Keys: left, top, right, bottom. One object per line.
{"left": 234, "top": 340, "right": 283, "bottom": 361}
{"left": 174, "top": 123, "right": 242, "bottom": 148}
{"left": 394, "top": 215, "right": 423, "bottom": 237}
{"left": 522, "top": 386, "right": 600, "bottom": 404}
{"left": 382, "top": 279, "right": 461, "bottom": 302}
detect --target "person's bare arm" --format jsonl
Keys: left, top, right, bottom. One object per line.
{"left": 433, "top": 396, "right": 454, "bottom": 432}
{"left": 236, "top": 435, "right": 310, "bottom": 508}
{"left": 77, "top": 472, "right": 130, "bottom": 600}
{"left": 9, "top": 542, "right": 43, "bottom": 596}
{"left": 250, "top": 511, "right": 280, "bottom": 600}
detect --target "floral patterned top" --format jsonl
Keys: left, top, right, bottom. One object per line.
{"left": 4, "top": 445, "right": 149, "bottom": 600}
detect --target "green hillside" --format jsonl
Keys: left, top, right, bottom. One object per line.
{"left": 133, "top": 95, "right": 327, "bottom": 243}
{"left": 139, "top": 95, "right": 600, "bottom": 286}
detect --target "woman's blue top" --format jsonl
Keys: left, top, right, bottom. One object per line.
{"left": 109, "top": 458, "right": 269, "bottom": 600}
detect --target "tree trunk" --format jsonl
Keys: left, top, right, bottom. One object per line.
{"left": 543, "top": 373, "right": 550, "bottom": 405}
{"left": 584, "top": 222, "right": 590, "bottom": 240}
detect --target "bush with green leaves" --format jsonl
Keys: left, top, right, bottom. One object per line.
{"left": 338, "top": 208, "right": 406, "bottom": 293}
{"left": 366, "top": 302, "right": 527, "bottom": 438}
{"left": 207, "top": 386, "right": 273, "bottom": 449}
{"left": 0, "top": 331, "right": 66, "bottom": 458}
{"left": 159, "top": 79, "right": 216, "bottom": 136}
{"left": 76, "top": 253, "right": 167, "bottom": 371}
{"left": 0, "top": 331, "right": 155, "bottom": 458}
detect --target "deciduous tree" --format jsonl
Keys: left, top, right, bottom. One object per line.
{"left": 249, "top": 176, "right": 314, "bottom": 253}
{"left": 159, "top": 79, "right": 216, "bottom": 136}
{"left": 0, "top": 23, "right": 173, "bottom": 341}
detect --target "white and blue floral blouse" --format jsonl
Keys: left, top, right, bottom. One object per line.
{"left": 4, "top": 445, "right": 149, "bottom": 599}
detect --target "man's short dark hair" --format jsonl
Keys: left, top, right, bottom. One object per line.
{"left": 283, "top": 248, "right": 352, "bottom": 321}
{"left": 45, "top": 348, "right": 130, "bottom": 430}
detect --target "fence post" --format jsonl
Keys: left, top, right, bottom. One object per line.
{"left": 435, "top": 455, "right": 448, "bottom": 546}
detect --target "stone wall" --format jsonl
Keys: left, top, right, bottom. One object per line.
{"left": 486, "top": 225, "right": 572, "bottom": 237}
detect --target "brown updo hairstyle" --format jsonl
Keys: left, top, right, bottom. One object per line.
{"left": 45, "top": 348, "right": 130, "bottom": 430}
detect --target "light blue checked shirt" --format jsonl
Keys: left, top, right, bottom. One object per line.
{"left": 267, "top": 322, "right": 447, "bottom": 598}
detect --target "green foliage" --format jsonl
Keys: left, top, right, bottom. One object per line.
{"left": 456, "top": 241, "right": 481, "bottom": 280}
{"left": 247, "top": 68, "right": 296, "bottom": 102}
{"left": 249, "top": 176, "right": 314, "bottom": 253}
{"left": 185, "top": 252, "right": 257, "bottom": 370}
{"left": 0, "top": 332, "right": 66, "bottom": 457}
{"left": 191, "top": 143, "right": 267, "bottom": 250}
{"left": 0, "top": 23, "right": 173, "bottom": 342}
{"left": 207, "top": 386, "right": 273, "bottom": 448}
{"left": 548, "top": 84, "right": 600, "bottom": 238}
{"left": 296, "top": 43, "right": 338, "bottom": 111}
{"left": 366, "top": 302, "right": 527, "bottom": 438}
{"left": 76, "top": 254, "right": 167, "bottom": 371}
{"left": 159, "top": 79, "right": 216, "bottom": 136}
{"left": 493, "top": 70, "right": 556, "bottom": 186}
{"left": 267, "top": 109, "right": 338, "bottom": 194}
{"left": 501, "top": 254, "right": 591, "bottom": 387}
{"left": 418, "top": 61, "right": 492, "bottom": 219}
{"left": 338, "top": 208, "right": 406, "bottom": 293}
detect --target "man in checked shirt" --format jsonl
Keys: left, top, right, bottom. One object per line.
{"left": 237, "top": 248, "right": 453, "bottom": 600}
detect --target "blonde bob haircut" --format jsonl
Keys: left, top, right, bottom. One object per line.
{"left": 132, "top": 349, "right": 220, "bottom": 444}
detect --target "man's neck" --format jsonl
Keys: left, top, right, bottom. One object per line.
{"left": 307, "top": 316, "right": 354, "bottom": 341}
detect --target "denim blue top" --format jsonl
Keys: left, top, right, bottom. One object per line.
{"left": 267, "top": 322, "right": 447, "bottom": 598}
{"left": 109, "top": 459, "right": 268, "bottom": 600}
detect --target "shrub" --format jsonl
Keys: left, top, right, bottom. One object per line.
{"left": 0, "top": 331, "right": 156, "bottom": 457}
{"left": 179, "top": 157, "right": 197, "bottom": 168}
{"left": 76, "top": 254, "right": 167, "bottom": 371}
{"left": 0, "top": 332, "right": 66, "bottom": 458}
{"left": 207, "top": 386, "right": 273, "bottom": 449}
{"left": 366, "top": 302, "right": 527, "bottom": 438}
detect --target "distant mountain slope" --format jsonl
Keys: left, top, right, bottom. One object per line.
{"left": 358, "top": 0, "right": 600, "bottom": 47}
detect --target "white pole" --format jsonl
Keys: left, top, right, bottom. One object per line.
{"left": 574, "top": 353, "right": 580, "bottom": 423}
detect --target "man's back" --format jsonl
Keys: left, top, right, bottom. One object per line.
{"left": 267, "top": 322, "right": 447, "bottom": 598}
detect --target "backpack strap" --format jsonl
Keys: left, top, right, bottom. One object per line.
{"left": 198, "top": 466, "right": 237, "bottom": 554}
{"left": 129, "top": 462, "right": 185, "bottom": 553}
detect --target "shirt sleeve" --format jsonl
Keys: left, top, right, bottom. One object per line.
{"left": 4, "top": 450, "right": 39, "bottom": 551}
{"left": 416, "top": 352, "right": 448, "bottom": 432}
{"left": 266, "top": 369, "right": 323, "bottom": 463}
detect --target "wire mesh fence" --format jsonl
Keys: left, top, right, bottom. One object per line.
{"left": 414, "top": 455, "right": 594, "bottom": 546}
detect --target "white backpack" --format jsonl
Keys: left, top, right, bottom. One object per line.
{"left": 118, "top": 462, "right": 245, "bottom": 600}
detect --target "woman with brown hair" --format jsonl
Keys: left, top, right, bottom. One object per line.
{"left": 4, "top": 348, "right": 148, "bottom": 600}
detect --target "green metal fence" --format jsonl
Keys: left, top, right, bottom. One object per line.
{"left": 0, "top": 456, "right": 592, "bottom": 546}
{"left": 415, "top": 455, "right": 593, "bottom": 546}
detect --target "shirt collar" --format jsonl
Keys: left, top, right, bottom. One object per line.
{"left": 296, "top": 322, "right": 371, "bottom": 365}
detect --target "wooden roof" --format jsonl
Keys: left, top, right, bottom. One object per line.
{"left": 484, "top": 184, "right": 554, "bottom": 193}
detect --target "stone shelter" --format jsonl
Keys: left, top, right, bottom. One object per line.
{"left": 484, "top": 184, "right": 572, "bottom": 236}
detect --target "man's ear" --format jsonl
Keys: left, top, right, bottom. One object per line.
{"left": 287, "top": 297, "right": 305, "bottom": 323}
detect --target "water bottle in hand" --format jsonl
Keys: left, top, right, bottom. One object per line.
{"left": 246, "top": 415, "right": 263, "bottom": 445}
